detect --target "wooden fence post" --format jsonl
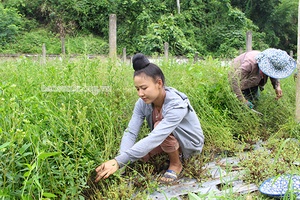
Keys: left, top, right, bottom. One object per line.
{"left": 109, "top": 14, "right": 117, "bottom": 59}
{"left": 246, "top": 31, "right": 252, "bottom": 52}
{"left": 122, "top": 48, "right": 126, "bottom": 63}
{"left": 42, "top": 43, "right": 46, "bottom": 64}
{"left": 176, "top": 0, "right": 180, "bottom": 14}
{"left": 194, "top": 52, "right": 198, "bottom": 62}
{"left": 61, "top": 37, "right": 65, "bottom": 55}
{"left": 239, "top": 47, "right": 243, "bottom": 54}
{"left": 164, "top": 42, "right": 169, "bottom": 61}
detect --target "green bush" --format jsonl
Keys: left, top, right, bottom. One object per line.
{"left": 0, "top": 29, "right": 108, "bottom": 54}
{"left": 0, "top": 4, "right": 24, "bottom": 46}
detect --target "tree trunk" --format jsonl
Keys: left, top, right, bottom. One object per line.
{"left": 176, "top": 0, "right": 180, "bottom": 14}
{"left": 57, "top": 18, "right": 66, "bottom": 55}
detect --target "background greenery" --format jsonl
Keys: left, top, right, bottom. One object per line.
{"left": 0, "top": 0, "right": 298, "bottom": 57}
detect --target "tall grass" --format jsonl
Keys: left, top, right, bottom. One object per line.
{"left": 0, "top": 56, "right": 299, "bottom": 199}
{"left": 0, "top": 29, "right": 108, "bottom": 54}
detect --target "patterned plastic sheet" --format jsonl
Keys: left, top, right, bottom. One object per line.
{"left": 259, "top": 174, "right": 300, "bottom": 198}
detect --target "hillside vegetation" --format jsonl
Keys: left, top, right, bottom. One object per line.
{"left": 0, "top": 0, "right": 298, "bottom": 57}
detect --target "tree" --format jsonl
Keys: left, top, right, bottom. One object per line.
{"left": 179, "top": 0, "right": 265, "bottom": 57}
{"left": 230, "top": 0, "right": 298, "bottom": 53}
{"left": 138, "top": 14, "right": 197, "bottom": 56}
{"left": 270, "top": 0, "right": 298, "bottom": 52}
{"left": 1, "top": 0, "right": 296, "bottom": 57}
{"left": 38, "top": 0, "right": 78, "bottom": 54}
{"left": 0, "top": 4, "right": 23, "bottom": 45}
{"left": 230, "top": 0, "right": 280, "bottom": 28}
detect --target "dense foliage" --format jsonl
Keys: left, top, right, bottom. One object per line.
{"left": 231, "top": 0, "right": 298, "bottom": 53}
{"left": 0, "top": 4, "right": 24, "bottom": 45}
{"left": 0, "top": 0, "right": 298, "bottom": 57}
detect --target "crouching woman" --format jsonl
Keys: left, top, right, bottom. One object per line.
{"left": 95, "top": 53, "right": 205, "bottom": 183}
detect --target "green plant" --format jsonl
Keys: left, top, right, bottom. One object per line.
{"left": 139, "top": 14, "right": 197, "bottom": 56}
{"left": 239, "top": 138, "right": 300, "bottom": 186}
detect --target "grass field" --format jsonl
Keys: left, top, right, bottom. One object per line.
{"left": 0, "top": 55, "right": 299, "bottom": 199}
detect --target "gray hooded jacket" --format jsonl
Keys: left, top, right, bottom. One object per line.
{"left": 115, "top": 87, "right": 204, "bottom": 167}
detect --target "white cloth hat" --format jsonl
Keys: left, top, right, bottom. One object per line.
{"left": 255, "top": 48, "right": 296, "bottom": 79}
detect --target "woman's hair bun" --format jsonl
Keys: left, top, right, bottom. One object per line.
{"left": 132, "top": 53, "right": 150, "bottom": 71}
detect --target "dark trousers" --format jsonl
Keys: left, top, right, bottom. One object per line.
{"left": 242, "top": 86, "right": 260, "bottom": 102}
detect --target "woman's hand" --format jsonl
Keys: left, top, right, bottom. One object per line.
{"left": 95, "top": 159, "right": 119, "bottom": 182}
{"left": 275, "top": 86, "right": 282, "bottom": 100}
{"left": 245, "top": 100, "right": 254, "bottom": 109}
{"left": 243, "top": 99, "right": 254, "bottom": 109}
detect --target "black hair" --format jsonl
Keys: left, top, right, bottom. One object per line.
{"left": 132, "top": 53, "right": 165, "bottom": 85}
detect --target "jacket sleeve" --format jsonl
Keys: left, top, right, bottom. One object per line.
{"left": 119, "top": 100, "right": 145, "bottom": 155}
{"left": 229, "top": 61, "right": 251, "bottom": 102}
{"left": 270, "top": 77, "right": 280, "bottom": 89}
{"left": 115, "top": 104, "right": 188, "bottom": 168}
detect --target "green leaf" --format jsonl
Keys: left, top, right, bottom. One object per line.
{"left": 43, "top": 192, "right": 57, "bottom": 198}
{"left": 188, "top": 192, "right": 201, "bottom": 200}
{"left": 0, "top": 142, "right": 10, "bottom": 150}
{"left": 19, "top": 143, "right": 32, "bottom": 155}
{"left": 38, "top": 152, "right": 61, "bottom": 160}
{"left": 23, "top": 171, "right": 30, "bottom": 177}
{"left": 24, "top": 162, "right": 36, "bottom": 171}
